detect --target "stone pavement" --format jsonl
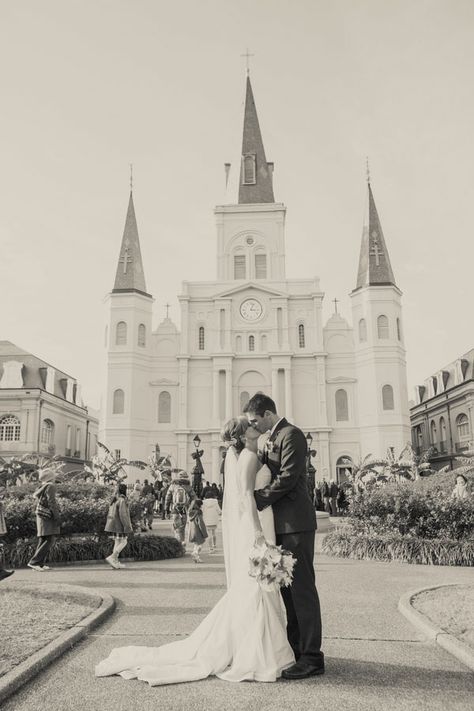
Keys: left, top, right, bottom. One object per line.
{"left": 3, "top": 522, "right": 474, "bottom": 711}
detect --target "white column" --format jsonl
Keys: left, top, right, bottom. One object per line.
{"left": 211, "top": 439, "right": 220, "bottom": 484}
{"left": 180, "top": 298, "right": 189, "bottom": 354}
{"left": 213, "top": 368, "right": 220, "bottom": 426}
{"left": 271, "top": 367, "right": 279, "bottom": 410}
{"left": 285, "top": 365, "right": 293, "bottom": 421}
{"left": 282, "top": 300, "right": 290, "bottom": 350}
{"left": 225, "top": 368, "right": 233, "bottom": 420}
{"left": 178, "top": 358, "right": 188, "bottom": 429}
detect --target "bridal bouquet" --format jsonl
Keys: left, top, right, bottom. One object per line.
{"left": 248, "top": 541, "right": 296, "bottom": 590}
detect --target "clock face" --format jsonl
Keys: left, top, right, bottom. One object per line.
{"left": 240, "top": 298, "right": 263, "bottom": 321}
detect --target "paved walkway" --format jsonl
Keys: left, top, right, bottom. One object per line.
{"left": 4, "top": 524, "right": 474, "bottom": 711}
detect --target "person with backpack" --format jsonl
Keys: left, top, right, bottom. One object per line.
{"left": 188, "top": 499, "right": 207, "bottom": 563}
{"left": 165, "top": 471, "right": 195, "bottom": 545}
{"left": 104, "top": 483, "right": 133, "bottom": 569}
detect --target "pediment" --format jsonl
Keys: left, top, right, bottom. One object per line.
{"left": 215, "top": 281, "right": 287, "bottom": 299}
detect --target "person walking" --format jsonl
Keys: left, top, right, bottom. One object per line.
{"left": 314, "top": 483, "right": 323, "bottom": 512}
{"left": 28, "top": 468, "right": 61, "bottom": 572}
{"left": 202, "top": 490, "right": 220, "bottom": 553}
{"left": 322, "top": 478, "right": 331, "bottom": 515}
{"left": 165, "top": 470, "right": 195, "bottom": 546}
{"left": 140, "top": 478, "right": 154, "bottom": 531}
{"left": 0, "top": 490, "right": 14, "bottom": 581}
{"left": 330, "top": 480, "right": 339, "bottom": 516}
{"left": 104, "top": 483, "right": 133, "bottom": 569}
{"left": 246, "top": 393, "right": 324, "bottom": 680}
{"left": 188, "top": 499, "right": 207, "bottom": 563}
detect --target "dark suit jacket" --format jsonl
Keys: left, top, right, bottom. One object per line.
{"left": 254, "top": 418, "right": 317, "bottom": 535}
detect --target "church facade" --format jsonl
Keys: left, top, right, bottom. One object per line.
{"left": 101, "top": 77, "right": 410, "bottom": 483}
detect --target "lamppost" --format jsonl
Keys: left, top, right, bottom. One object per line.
{"left": 191, "top": 434, "right": 204, "bottom": 497}
{"left": 305, "top": 432, "right": 317, "bottom": 503}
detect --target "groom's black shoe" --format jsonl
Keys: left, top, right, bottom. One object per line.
{"left": 282, "top": 661, "right": 325, "bottom": 680}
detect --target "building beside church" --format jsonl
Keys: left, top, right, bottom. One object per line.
{"left": 102, "top": 76, "right": 410, "bottom": 483}
{"left": 410, "top": 348, "right": 474, "bottom": 471}
{"left": 0, "top": 341, "right": 98, "bottom": 463}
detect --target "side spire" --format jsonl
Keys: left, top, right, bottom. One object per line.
{"left": 238, "top": 75, "right": 275, "bottom": 204}
{"left": 112, "top": 190, "right": 150, "bottom": 296}
{"left": 355, "top": 178, "right": 396, "bottom": 290}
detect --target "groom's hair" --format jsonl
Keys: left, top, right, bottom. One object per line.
{"left": 245, "top": 393, "right": 277, "bottom": 417}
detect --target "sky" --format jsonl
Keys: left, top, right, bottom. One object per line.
{"left": 0, "top": 0, "right": 473, "bottom": 410}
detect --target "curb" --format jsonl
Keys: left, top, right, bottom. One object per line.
{"left": 0, "top": 584, "right": 115, "bottom": 706}
{"left": 398, "top": 584, "right": 474, "bottom": 672}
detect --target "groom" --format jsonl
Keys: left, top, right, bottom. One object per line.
{"left": 245, "top": 393, "right": 324, "bottom": 679}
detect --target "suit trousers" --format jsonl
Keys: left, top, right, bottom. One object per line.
{"left": 29, "top": 535, "right": 56, "bottom": 567}
{"left": 276, "top": 530, "right": 324, "bottom": 666}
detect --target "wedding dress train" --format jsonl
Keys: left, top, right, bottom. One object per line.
{"left": 95, "top": 447, "right": 294, "bottom": 685}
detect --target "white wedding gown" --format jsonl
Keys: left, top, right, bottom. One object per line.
{"left": 95, "top": 447, "right": 294, "bottom": 685}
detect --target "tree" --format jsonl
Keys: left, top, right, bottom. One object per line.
{"left": 87, "top": 442, "right": 147, "bottom": 484}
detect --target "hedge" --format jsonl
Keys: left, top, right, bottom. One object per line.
{"left": 1, "top": 533, "right": 184, "bottom": 568}
{"left": 322, "top": 528, "right": 474, "bottom": 566}
{"left": 348, "top": 484, "right": 474, "bottom": 540}
{"left": 1, "top": 484, "right": 154, "bottom": 542}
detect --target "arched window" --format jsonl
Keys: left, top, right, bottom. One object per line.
{"left": 113, "top": 389, "right": 124, "bottom": 414}
{"left": 440, "top": 417, "right": 447, "bottom": 451}
{"left": 116, "top": 321, "right": 127, "bottom": 345}
{"left": 382, "top": 384, "right": 394, "bottom": 410}
{"left": 335, "top": 389, "right": 349, "bottom": 421}
{"left": 359, "top": 318, "right": 367, "bottom": 342}
{"left": 248, "top": 335, "right": 255, "bottom": 352}
{"left": 234, "top": 254, "right": 246, "bottom": 279}
{"left": 158, "top": 391, "right": 171, "bottom": 423}
{"left": 240, "top": 391, "right": 250, "bottom": 413}
{"left": 255, "top": 253, "right": 267, "bottom": 279}
{"left": 430, "top": 420, "right": 437, "bottom": 445}
{"left": 298, "top": 324, "right": 305, "bottom": 348}
{"left": 0, "top": 415, "right": 21, "bottom": 441}
{"left": 377, "top": 315, "right": 389, "bottom": 339}
{"left": 138, "top": 323, "right": 146, "bottom": 347}
{"left": 396, "top": 318, "right": 402, "bottom": 341}
{"left": 242, "top": 153, "right": 256, "bottom": 184}
{"left": 40, "top": 419, "right": 54, "bottom": 445}
{"left": 336, "top": 456, "right": 353, "bottom": 484}
{"left": 236, "top": 335, "right": 242, "bottom": 352}
{"left": 66, "top": 425, "right": 72, "bottom": 455}
{"left": 198, "top": 326, "right": 205, "bottom": 351}
{"left": 456, "top": 413, "right": 470, "bottom": 441}
{"left": 260, "top": 334, "right": 267, "bottom": 351}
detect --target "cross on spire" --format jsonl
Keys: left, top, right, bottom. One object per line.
{"left": 333, "top": 297, "right": 339, "bottom": 314}
{"left": 130, "top": 163, "right": 133, "bottom": 192}
{"left": 240, "top": 48, "right": 254, "bottom": 75}
{"left": 370, "top": 231, "right": 383, "bottom": 266}
{"left": 366, "top": 156, "right": 370, "bottom": 185}
{"left": 119, "top": 246, "right": 132, "bottom": 274}
{"left": 165, "top": 302, "right": 171, "bottom": 319}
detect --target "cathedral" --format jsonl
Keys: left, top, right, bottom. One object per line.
{"left": 101, "top": 75, "right": 410, "bottom": 484}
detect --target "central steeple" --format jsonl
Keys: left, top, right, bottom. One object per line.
{"left": 238, "top": 76, "right": 275, "bottom": 204}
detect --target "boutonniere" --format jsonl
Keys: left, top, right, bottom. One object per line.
{"left": 265, "top": 439, "right": 278, "bottom": 454}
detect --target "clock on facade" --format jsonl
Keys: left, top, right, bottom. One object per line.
{"left": 240, "top": 298, "right": 263, "bottom": 321}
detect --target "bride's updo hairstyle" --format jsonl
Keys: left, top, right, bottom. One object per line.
{"left": 221, "top": 416, "right": 249, "bottom": 454}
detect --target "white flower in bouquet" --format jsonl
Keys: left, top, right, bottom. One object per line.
{"left": 248, "top": 541, "right": 295, "bottom": 590}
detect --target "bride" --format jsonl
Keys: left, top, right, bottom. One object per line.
{"left": 95, "top": 416, "right": 294, "bottom": 685}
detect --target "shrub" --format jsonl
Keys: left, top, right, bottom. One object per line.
{"left": 1, "top": 484, "right": 145, "bottom": 542}
{"left": 1, "top": 533, "right": 184, "bottom": 568}
{"left": 348, "top": 484, "right": 474, "bottom": 541}
{"left": 322, "top": 529, "right": 474, "bottom": 566}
